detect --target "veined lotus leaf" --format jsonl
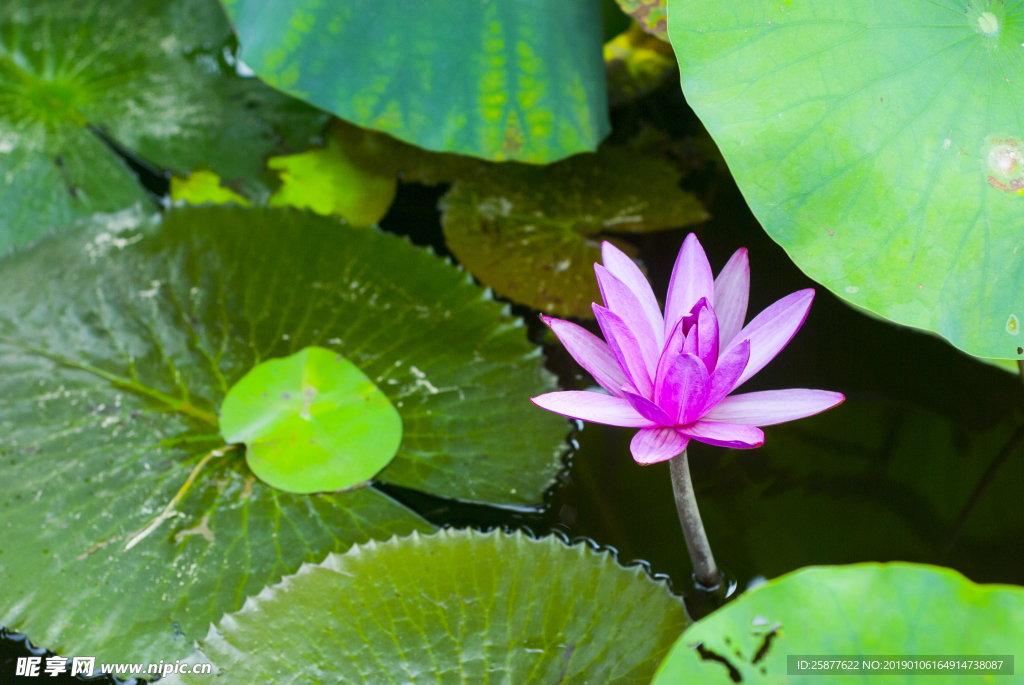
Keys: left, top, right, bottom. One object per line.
{"left": 220, "top": 0, "right": 611, "bottom": 163}
{"left": 440, "top": 139, "right": 709, "bottom": 318}
{"left": 652, "top": 563, "right": 1024, "bottom": 682}
{"left": 182, "top": 530, "right": 690, "bottom": 684}
{"left": 0, "top": 205, "right": 568, "bottom": 663}
{"left": 667, "top": 0, "right": 1024, "bottom": 361}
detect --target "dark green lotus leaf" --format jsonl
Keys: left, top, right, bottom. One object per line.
{"left": 220, "top": 0, "right": 610, "bottom": 164}
{"left": 615, "top": 0, "right": 668, "bottom": 40}
{"left": 0, "top": 0, "right": 327, "bottom": 250}
{"left": 220, "top": 347, "right": 403, "bottom": 494}
{"left": 667, "top": 0, "right": 1024, "bottom": 361}
{"left": 0, "top": 205, "right": 568, "bottom": 662}
{"left": 189, "top": 530, "right": 690, "bottom": 684}
{"left": 652, "top": 563, "right": 1024, "bottom": 683}
{"left": 440, "top": 139, "right": 708, "bottom": 318}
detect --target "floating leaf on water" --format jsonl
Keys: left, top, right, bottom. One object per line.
{"left": 175, "top": 529, "right": 690, "bottom": 684}
{"left": 652, "top": 563, "right": 1024, "bottom": 682}
{"left": 221, "top": 0, "right": 611, "bottom": 163}
{"left": 220, "top": 347, "right": 402, "bottom": 494}
{"left": 667, "top": 0, "right": 1024, "bottom": 360}
{"left": 440, "top": 140, "right": 709, "bottom": 318}
{"left": 0, "top": 205, "right": 567, "bottom": 662}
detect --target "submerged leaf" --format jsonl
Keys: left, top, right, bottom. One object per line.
{"left": 440, "top": 140, "right": 709, "bottom": 318}
{"left": 0, "top": 206, "right": 567, "bottom": 662}
{"left": 220, "top": 347, "right": 402, "bottom": 494}
{"left": 0, "top": 0, "right": 327, "bottom": 250}
{"left": 652, "top": 563, "right": 1024, "bottom": 682}
{"left": 221, "top": 0, "right": 610, "bottom": 163}
{"left": 183, "top": 530, "right": 690, "bottom": 684}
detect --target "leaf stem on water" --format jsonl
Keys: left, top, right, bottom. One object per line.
{"left": 669, "top": 449, "right": 722, "bottom": 589}
{"left": 123, "top": 444, "right": 240, "bottom": 551}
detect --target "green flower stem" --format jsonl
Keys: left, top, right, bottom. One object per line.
{"left": 668, "top": 449, "right": 721, "bottom": 588}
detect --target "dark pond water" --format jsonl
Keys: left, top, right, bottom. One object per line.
{"left": 3, "top": 74, "right": 1022, "bottom": 681}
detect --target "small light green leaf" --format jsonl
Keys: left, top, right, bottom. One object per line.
{"left": 220, "top": 347, "right": 402, "bottom": 494}
{"left": 220, "top": 0, "right": 611, "bottom": 163}
{"left": 666, "top": 0, "right": 1024, "bottom": 361}
{"left": 652, "top": 563, "right": 1024, "bottom": 683}
{"left": 266, "top": 120, "right": 398, "bottom": 226}
{"left": 605, "top": 22, "right": 678, "bottom": 107}
{"left": 0, "top": 0, "right": 326, "bottom": 249}
{"left": 170, "top": 170, "right": 251, "bottom": 207}
{"left": 615, "top": 0, "right": 668, "bottom": 40}
{"left": 440, "top": 140, "right": 709, "bottom": 318}
{"left": 0, "top": 205, "right": 567, "bottom": 663}
{"left": 187, "top": 529, "right": 690, "bottom": 684}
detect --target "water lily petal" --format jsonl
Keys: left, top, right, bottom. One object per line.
{"left": 696, "top": 305, "right": 719, "bottom": 373}
{"left": 541, "top": 315, "right": 629, "bottom": 397}
{"left": 630, "top": 427, "right": 689, "bottom": 465}
{"left": 531, "top": 391, "right": 656, "bottom": 427}
{"left": 664, "top": 233, "right": 714, "bottom": 340}
{"left": 700, "top": 339, "right": 750, "bottom": 415}
{"left": 678, "top": 421, "right": 765, "bottom": 449}
{"left": 714, "top": 247, "right": 749, "bottom": 349}
{"left": 655, "top": 353, "right": 709, "bottom": 425}
{"left": 595, "top": 264, "right": 660, "bottom": 378}
{"left": 703, "top": 389, "right": 845, "bottom": 426}
{"left": 601, "top": 241, "right": 665, "bottom": 348}
{"left": 725, "top": 289, "right": 815, "bottom": 391}
{"left": 622, "top": 388, "right": 675, "bottom": 426}
{"left": 655, "top": 319, "right": 685, "bottom": 398}
{"left": 593, "top": 304, "right": 654, "bottom": 398}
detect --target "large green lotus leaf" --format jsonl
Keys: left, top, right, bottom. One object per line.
{"left": 0, "top": 205, "right": 567, "bottom": 662}
{"left": 440, "top": 141, "right": 709, "bottom": 318}
{"left": 652, "top": 563, "right": 1024, "bottom": 683}
{"left": 0, "top": 0, "right": 327, "bottom": 250}
{"left": 666, "top": 0, "right": 1024, "bottom": 361}
{"left": 220, "top": 0, "right": 610, "bottom": 164}
{"left": 694, "top": 400, "right": 1024, "bottom": 584}
{"left": 185, "top": 530, "right": 690, "bottom": 684}
{"left": 220, "top": 347, "right": 403, "bottom": 494}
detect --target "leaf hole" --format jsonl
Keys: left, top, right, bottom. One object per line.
{"left": 695, "top": 643, "right": 742, "bottom": 682}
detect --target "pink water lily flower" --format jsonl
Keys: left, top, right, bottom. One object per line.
{"left": 532, "top": 234, "right": 844, "bottom": 465}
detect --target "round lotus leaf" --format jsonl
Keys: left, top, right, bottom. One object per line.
{"left": 652, "top": 563, "right": 1024, "bottom": 683}
{"left": 220, "top": 0, "right": 610, "bottom": 163}
{"left": 666, "top": 0, "right": 1024, "bottom": 361}
{"left": 220, "top": 347, "right": 402, "bottom": 494}
{"left": 184, "top": 529, "right": 690, "bottom": 684}
{"left": 0, "top": 205, "right": 567, "bottom": 664}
